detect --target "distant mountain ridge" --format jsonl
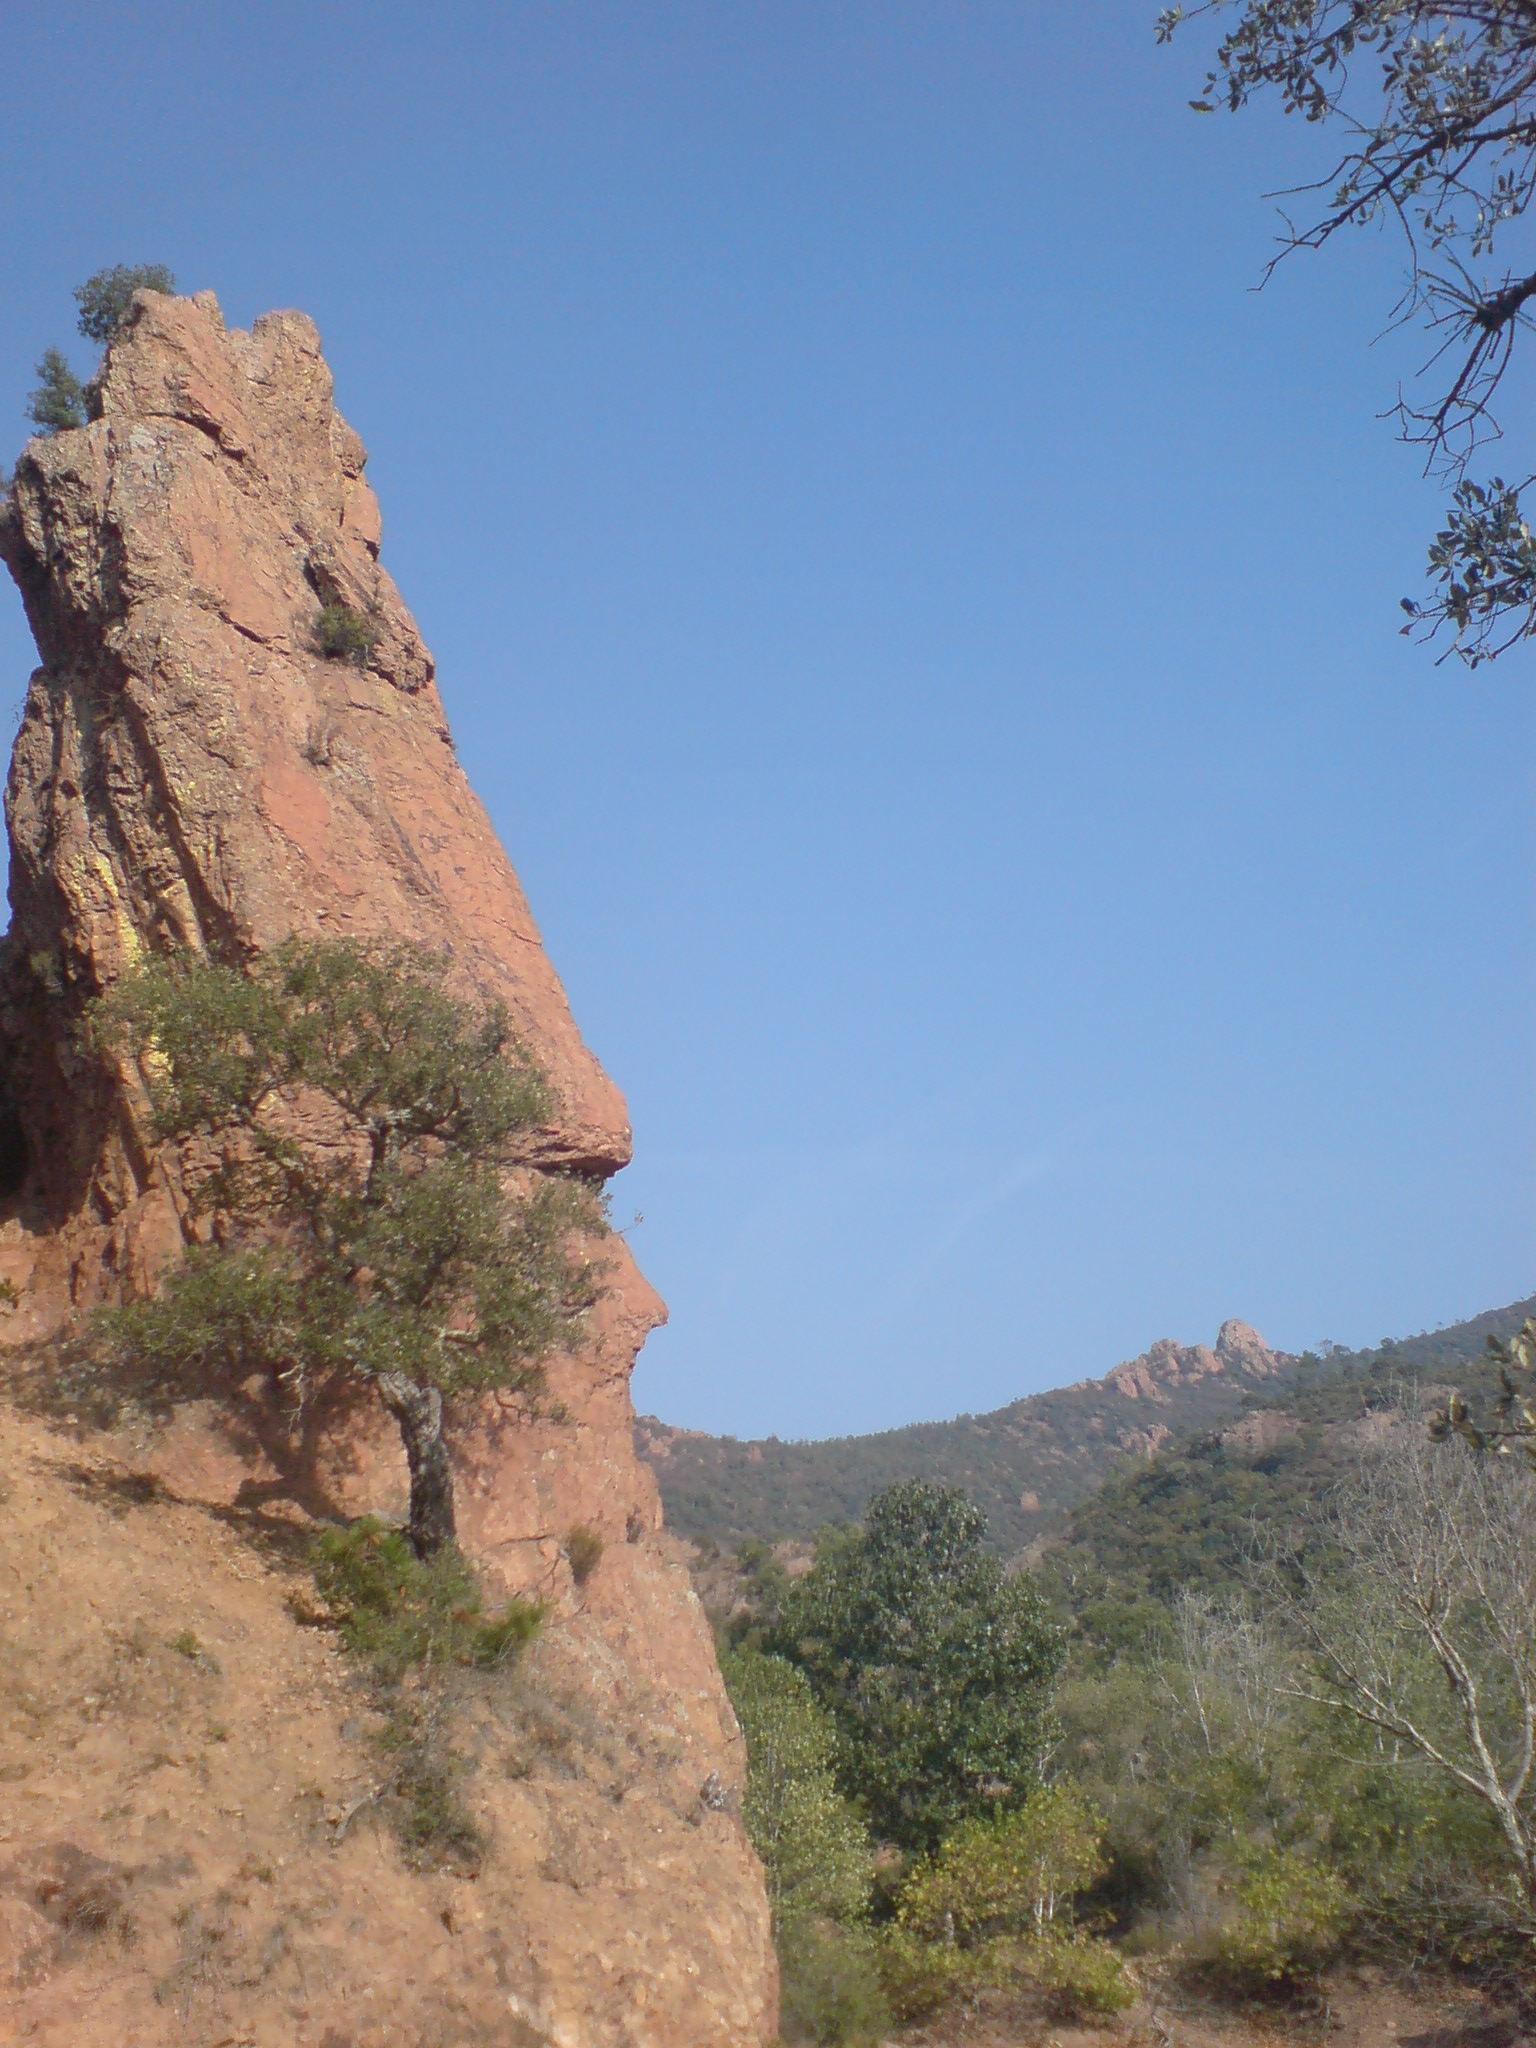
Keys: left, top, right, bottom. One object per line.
{"left": 636, "top": 1299, "right": 1535, "bottom": 1556}
{"left": 637, "top": 1316, "right": 1296, "bottom": 1555}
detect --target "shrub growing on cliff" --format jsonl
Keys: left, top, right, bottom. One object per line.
{"left": 74, "top": 263, "right": 176, "bottom": 344}
{"left": 90, "top": 937, "right": 606, "bottom": 1555}
{"left": 776, "top": 1481, "right": 1063, "bottom": 1852}
{"left": 565, "top": 1524, "right": 604, "bottom": 1586}
{"left": 25, "top": 349, "right": 85, "bottom": 434}
{"left": 313, "top": 1516, "right": 542, "bottom": 1679}
{"left": 312, "top": 600, "right": 381, "bottom": 667}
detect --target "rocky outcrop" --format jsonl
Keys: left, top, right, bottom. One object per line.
{"left": 1104, "top": 1318, "right": 1285, "bottom": 1404}
{"left": 0, "top": 290, "right": 774, "bottom": 2044}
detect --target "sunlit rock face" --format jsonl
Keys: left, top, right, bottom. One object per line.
{"left": 0, "top": 289, "right": 775, "bottom": 2046}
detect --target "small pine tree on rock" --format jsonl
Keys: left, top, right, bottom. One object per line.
{"left": 25, "top": 349, "right": 85, "bottom": 435}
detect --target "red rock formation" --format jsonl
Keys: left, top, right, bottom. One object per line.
{"left": 1104, "top": 1320, "right": 1284, "bottom": 1405}
{"left": 0, "top": 290, "right": 774, "bottom": 2044}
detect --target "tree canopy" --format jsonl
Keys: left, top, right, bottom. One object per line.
{"left": 1160, "top": 0, "right": 1536, "bottom": 663}
{"left": 74, "top": 263, "right": 177, "bottom": 344}
{"left": 775, "top": 1480, "right": 1063, "bottom": 1851}
{"left": 92, "top": 938, "right": 604, "bottom": 1553}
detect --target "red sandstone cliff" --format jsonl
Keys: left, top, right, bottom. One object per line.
{"left": 0, "top": 290, "right": 774, "bottom": 2045}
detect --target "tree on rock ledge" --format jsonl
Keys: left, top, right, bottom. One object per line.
{"left": 91, "top": 938, "right": 605, "bottom": 1555}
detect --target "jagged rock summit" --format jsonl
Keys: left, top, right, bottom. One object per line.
{"left": 1101, "top": 1317, "right": 1285, "bottom": 1403}
{"left": 0, "top": 291, "right": 774, "bottom": 2045}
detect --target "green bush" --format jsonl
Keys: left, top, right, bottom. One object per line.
{"left": 26, "top": 349, "right": 85, "bottom": 434}
{"left": 1213, "top": 1847, "right": 1350, "bottom": 1987}
{"left": 880, "top": 1919, "right": 1131, "bottom": 2021}
{"left": 314, "top": 1516, "right": 541, "bottom": 1682}
{"left": 721, "top": 1649, "right": 875, "bottom": 1929}
{"left": 897, "top": 1783, "right": 1109, "bottom": 1944}
{"left": 777, "top": 1919, "right": 890, "bottom": 2046}
{"left": 566, "top": 1524, "right": 604, "bottom": 1585}
{"left": 74, "top": 263, "right": 176, "bottom": 344}
{"left": 1019, "top": 1931, "right": 1135, "bottom": 2014}
{"left": 776, "top": 1481, "right": 1063, "bottom": 1850}
{"left": 308, "top": 1517, "right": 539, "bottom": 1871}
{"left": 312, "top": 600, "right": 380, "bottom": 666}
{"left": 878, "top": 1923, "right": 972, "bottom": 2021}
{"left": 381, "top": 1700, "right": 487, "bottom": 1869}
{"left": 885, "top": 1784, "right": 1130, "bottom": 2019}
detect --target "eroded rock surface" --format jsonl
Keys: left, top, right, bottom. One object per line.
{"left": 0, "top": 289, "right": 774, "bottom": 2045}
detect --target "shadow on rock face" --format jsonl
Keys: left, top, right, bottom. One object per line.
{"left": 0, "top": 1100, "right": 27, "bottom": 1202}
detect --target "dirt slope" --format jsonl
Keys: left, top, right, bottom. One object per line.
{"left": 0, "top": 1393, "right": 772, "bottom": 2047}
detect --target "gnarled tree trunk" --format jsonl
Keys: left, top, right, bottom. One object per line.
{"left": 376, "top": 1373, "right": 456, "bottom": 1557}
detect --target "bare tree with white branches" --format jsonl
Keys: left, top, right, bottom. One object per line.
{"left": 1262, "top": 1411, "right": 1536, "bottom": 1902}
{"left": 1156, "top": 1587, "right": 1286, "bottom": 1775}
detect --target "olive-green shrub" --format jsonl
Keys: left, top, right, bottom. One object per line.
{"left": 312, "top": 600, "right": 380, "bottom": 666}
{"left": 887, "top": 1783, "right": 1131, "bottom": 2018}
{"left": 1213, "top": 1847, "right": 1350, "bottom": 1987}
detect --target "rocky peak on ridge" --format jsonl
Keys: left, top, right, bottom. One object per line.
{"left": 1101, "top": 1318, "right": 1286, "bottom": 1403}
{"left": 639, "top": 1318, "right": 1295, "bottom": 1558}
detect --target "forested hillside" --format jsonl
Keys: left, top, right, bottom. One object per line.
{"left": 638, "top": 1299, "right": 1532, "bottom": 1554}
{"left": 705, "top": 1293, "right": 1536, "bottom": 2034}
{"left": 1040, "top": 1294, "right": 1536, "bottom": 1638}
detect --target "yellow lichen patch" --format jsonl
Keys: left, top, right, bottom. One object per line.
{"left": 90, "top": 848, "right": 145, "bottom": 968}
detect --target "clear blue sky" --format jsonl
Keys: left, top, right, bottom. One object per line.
{"left": 1, "top": 3, "right": 1531, "bottom": 1438}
